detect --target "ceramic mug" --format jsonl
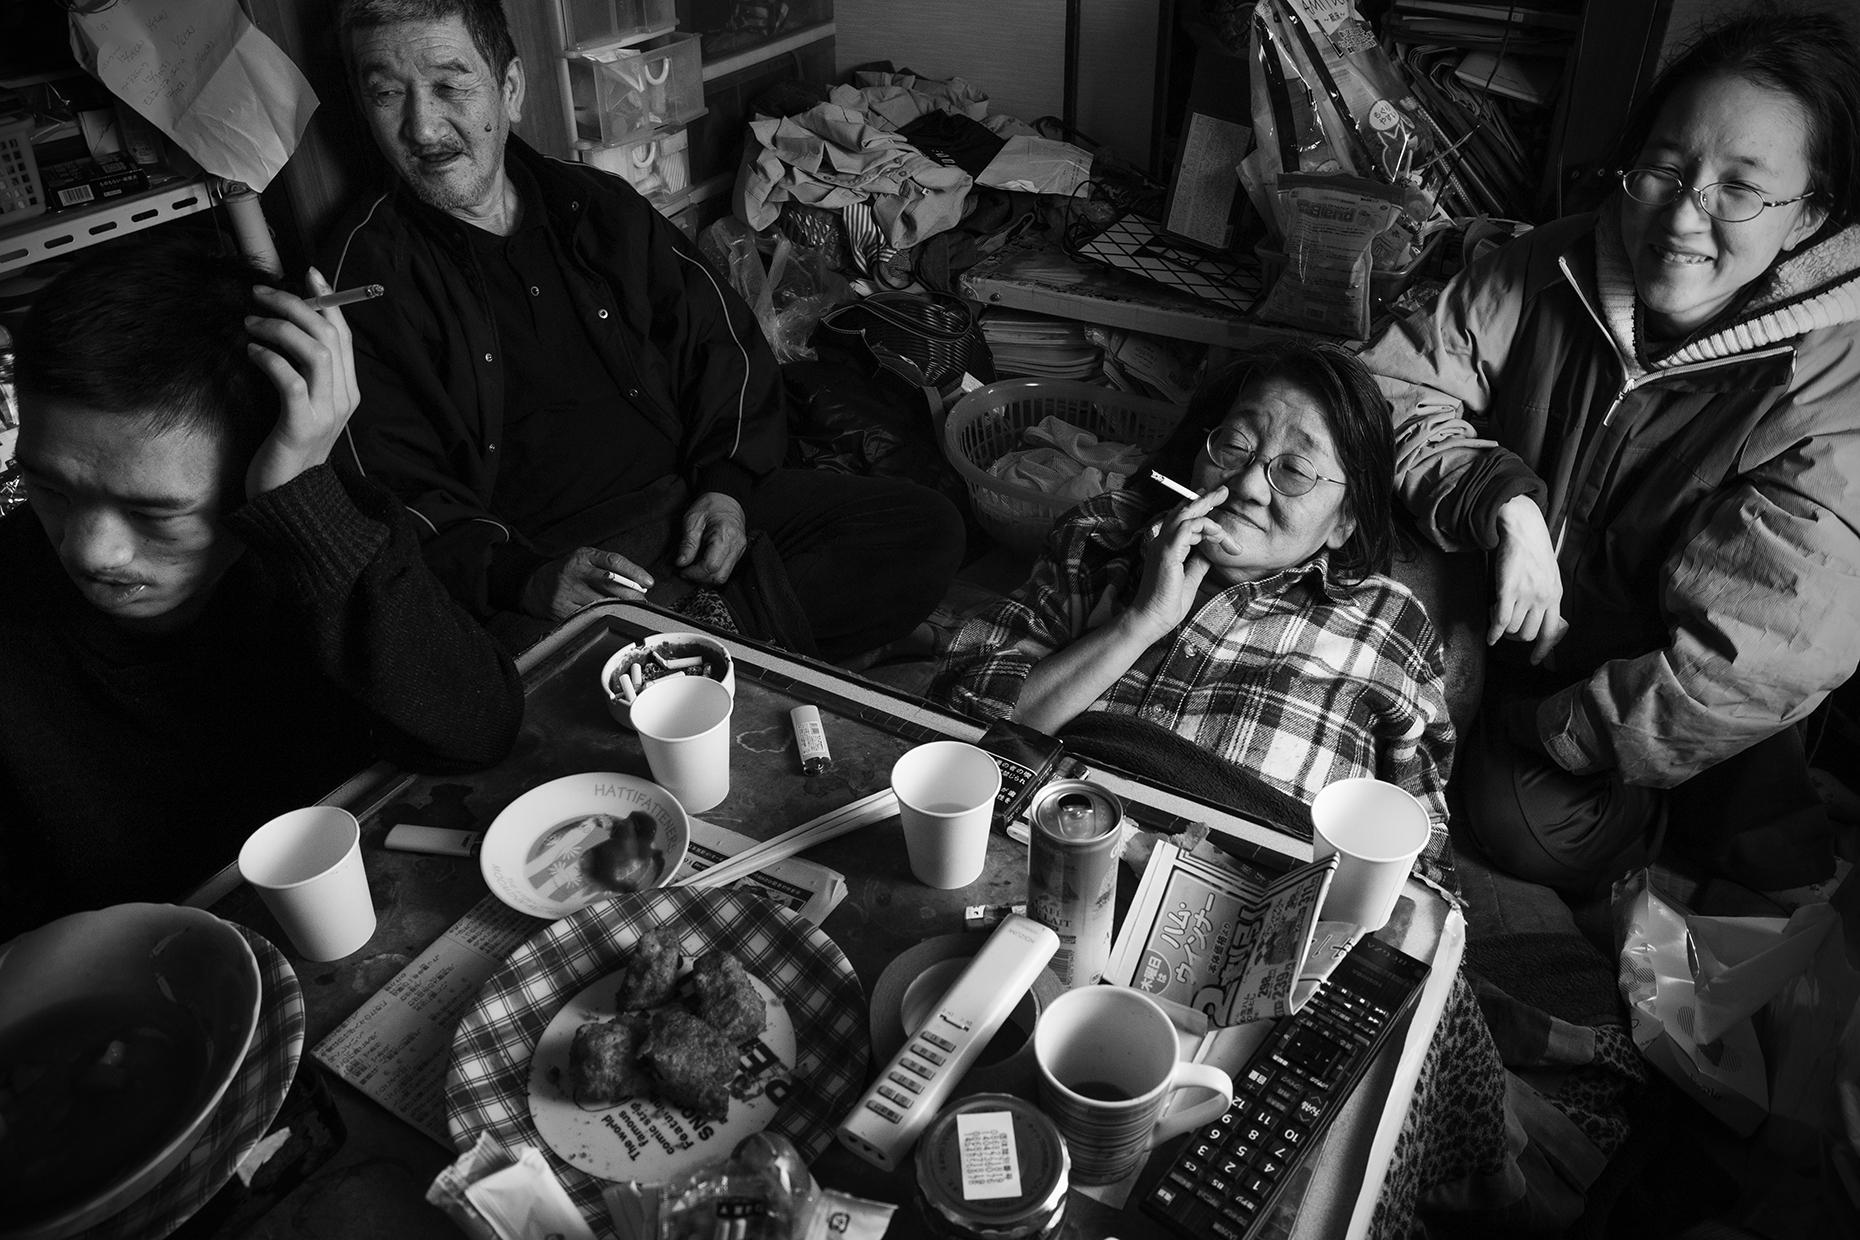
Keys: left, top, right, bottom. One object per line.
{"left": 1033, "top": 985, "right": 1234, "bottom": 1184}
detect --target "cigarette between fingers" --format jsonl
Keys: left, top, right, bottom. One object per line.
{"left": 605, "top": 569, "right": 649, "bottom": 592}
{"left": 1150, "top": 470, "right": 1200, "bottom": 502}
{"left": 303, "top": 284, "right": 385, "bottom": 311}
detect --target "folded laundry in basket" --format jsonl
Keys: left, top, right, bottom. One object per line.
{"left": 986, "top": 416, "right": 1147, "bottom": 503}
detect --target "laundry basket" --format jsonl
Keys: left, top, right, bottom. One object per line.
{"left": 944, "top": 379, "right": 1186, "bottom": 553}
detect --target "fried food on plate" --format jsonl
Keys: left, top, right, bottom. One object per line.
{"left": 616, "top": 926, "right": 680, "bottom": 1010}
{"left": 644, "top": 1007, "right": 737, "bottom": 1122}
{"left": 569, "top": 1013, "right": 652, "bottom": 1105}
{"left": 691, "top": 950, "right": 767, "bottom": 1043}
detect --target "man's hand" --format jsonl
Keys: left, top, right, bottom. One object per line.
{"left": 1491, "top": 494, "right": 1567, "bottom": 664}
{"left": 243, "top": 268, "right": 361, "bottom": 500}
{"left": 521, "top": 547, "right": 655, "bottom": 621}
{"left": 676, "top": 491, "right": 748, "bottom": 585}
{"left": 1124, "top": 485, "right": 1234, "bottom": 642}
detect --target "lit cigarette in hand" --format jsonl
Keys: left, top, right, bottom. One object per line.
{"left": 1149, "top": 470, "right": 1200, "bottom": 501}
{"left": 605, "top": 569, "right": 649, "bottom": 593}
{"left": 303, "top": 284, "right": 386, "bottom": 311}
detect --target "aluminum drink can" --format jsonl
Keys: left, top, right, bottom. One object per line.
{"left": 1026, "top": 779, "right": 1124, "bottom": 989}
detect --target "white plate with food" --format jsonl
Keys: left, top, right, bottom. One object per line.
{"left": 479, "top": 773, "right": 692, "bottom": 919}
{"left": 525, "top": 938, "right": 797, "bottom": 1181}
{"left": 445, "top": 890, "right": 867, "bottom": 1224}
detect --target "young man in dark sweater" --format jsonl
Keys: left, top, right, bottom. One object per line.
{"left": 0, "top": 237, "right": 525, "bottom": 939}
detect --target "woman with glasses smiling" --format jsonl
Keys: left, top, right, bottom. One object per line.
{"left": 1359, "top": 8, "right": 1860, "bottom": 898}
{"left": 936, "top": 343, "right": 1454, "bottom": 866}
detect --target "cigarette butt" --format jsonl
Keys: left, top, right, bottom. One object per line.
{"left": 660, "top": 655, "right": 704, "bottom": 670}
{"left": 628, "top": 664, "right": 644, "bottom": 693}
{"left": 648, "top": 647, "right": 673, "bottom": 669}
{"left": 303, "top": 283, "right": 385, "bottom": 311}
{"left": 617, "top": 673, "right": 637, "bottom": 704}
{"left": 605, "top": 569, "right": 649, "bottom": 593}
{"left": 1149, "top": 469, "right": 1200, "bottom": 501}
{"left": 964, "top": 902, "right": 1028, "bottom": 931}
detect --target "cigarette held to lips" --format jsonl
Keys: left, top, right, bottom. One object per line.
{"left": 1150, "top": 470, "right": 1201, "bottom": 501}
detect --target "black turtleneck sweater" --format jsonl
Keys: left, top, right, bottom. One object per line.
{"left": 0, "top": 464, "right": 525, "bottom": 939}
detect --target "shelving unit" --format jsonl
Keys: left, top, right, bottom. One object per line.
{"left": 700, "top": 20, "right": 834, "bottom": 82}
{"left": 0, "top": 177, "right": 214, "bottom": 276}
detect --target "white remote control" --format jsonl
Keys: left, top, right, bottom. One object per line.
{"left": 837, "top": 913, "right": 1059, "bottom": 1171}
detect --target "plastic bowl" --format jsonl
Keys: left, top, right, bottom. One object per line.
{"left": 600, "top": 632, "right": 735, "bottom": 729}
{"left": 0, "top": 904, "right": 262, "bottom": 1240}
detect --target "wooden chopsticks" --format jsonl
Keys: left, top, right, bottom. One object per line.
{"left": 675, "top": 789, "right": 899, "bottom": 890}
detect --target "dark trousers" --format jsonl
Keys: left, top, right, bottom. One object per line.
{"left": 740, "top": 468, "right": 965, "bottom": 662}
{"left": 578, "top": 468, "right": 964, "bottom": 663}
{"left": 1459, "top": 708, "right": 1835, "bottom": 895}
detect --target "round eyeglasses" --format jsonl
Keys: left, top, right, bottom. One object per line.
{"left": 1203, "top": 428, "right": 1345, "bottom": 498}
{"left": 1619, "top": 167, "right": 1815, "bottom": 224}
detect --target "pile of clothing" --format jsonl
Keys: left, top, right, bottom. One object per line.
{"left": 734, "top": 72, "right": 1095, "bottom": 284}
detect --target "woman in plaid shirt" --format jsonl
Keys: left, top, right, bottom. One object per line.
{"left": 935, "top": 344, "right": 1454, "bottom": 852}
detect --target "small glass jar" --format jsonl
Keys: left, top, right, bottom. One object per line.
{"left": 913, "top": 1094, "right": 1070, "bottom": 1240}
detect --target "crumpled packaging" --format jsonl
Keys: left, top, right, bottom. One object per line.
{"left": 427, "top": 1134, "right": 598, "bottom": 1240}
{"left": 604, "top": 1132, "right": 895, "bottom": 1240}
{"left": 1614, "top": 869, "right": 1857, "bottom": 1139}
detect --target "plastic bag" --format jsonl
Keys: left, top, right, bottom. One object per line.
{"left": 1257, "top": 173, "right": 1405, "bottom": 339}
{"left": 602, "top": 1132, "right": 895, "bottom": 1240}
{"left": 696, "top": 218, "right": 851, "bottom": 363}
{"left": 427, "top": 1135, "right": 598, "bottom": 1240}
{"left": 1246, "top": 0, "right": 1446, "bottom": 250}
{"left": 1613, "top": 868, "right": 1860, "bottom": 1142}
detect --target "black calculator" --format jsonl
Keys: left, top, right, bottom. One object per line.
{"left": 1142, "top": 934, "right": 1432, "bottom": 1240}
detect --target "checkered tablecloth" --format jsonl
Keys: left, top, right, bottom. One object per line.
{"left": 445, "top": 889, "right": 869, "bottom": 1232}
{"left": 76, "top": 925, "right": 305, "bottom": 1240}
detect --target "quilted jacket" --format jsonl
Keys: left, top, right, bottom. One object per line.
{"left": 1359, "top": 206, "right": 1860, "bottom": 786}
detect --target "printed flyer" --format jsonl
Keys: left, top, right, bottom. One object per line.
{"left": 1106, "top": 842, "right": 1354, "bottom": 1024}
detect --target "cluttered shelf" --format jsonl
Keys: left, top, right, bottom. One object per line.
{"left": 0, "top": 176, "right": 215, "bottom": 276}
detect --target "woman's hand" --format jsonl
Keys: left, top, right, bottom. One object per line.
{"left": 1125, "top": 485, "right": 1233, "bottom": 641}
{"left": 1491, "top": 494, "right": 1567, "bottom": 663}
{"left": 243, "top": 268, "right": 361, "bottom": 500}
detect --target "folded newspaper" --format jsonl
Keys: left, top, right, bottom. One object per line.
{"left": 1106, "top": 841, "right": 1361, "bottom": 1024}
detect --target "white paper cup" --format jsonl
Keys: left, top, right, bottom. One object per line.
{"left": 631, "top": 674, "right": 733, "bottom": 814}
{"left": 890, "top": 740, "right": 1000, "bottom": 889}
{"left": 1311, "top": 778, "right": 1432, "bottom": 931}
{"left": 1034, "top": 985, "right": 1234, "bottom": 1185}
{"left": 239, "top": 806, "right": 377, "bottom": 962}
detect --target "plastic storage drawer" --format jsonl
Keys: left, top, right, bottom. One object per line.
{"left": 567, "top": 32, "right": 705, "bottom": 149}
{"left": 582, "top": 125, "right": 691, "bottom": 209}
{"left": 562, "top": 0, "right": 675, "bottom": 55}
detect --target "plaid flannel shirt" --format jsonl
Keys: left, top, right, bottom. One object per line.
{"left": 935, "top": 491, "right": 1455, "bottom": 838}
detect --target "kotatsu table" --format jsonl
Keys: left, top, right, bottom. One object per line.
{"left": 190, "top": 602, "right": 1463, "bottom": 1240}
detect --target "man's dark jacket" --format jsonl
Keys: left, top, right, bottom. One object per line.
{"left": 326, "top": 138, "right": 786, "bottom": 622}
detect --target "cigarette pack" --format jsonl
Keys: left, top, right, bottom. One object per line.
{"left": 41, "top": 152, "right": 147, "bottom": 210}
{"left": 974, "top": 717, "right": 1068, "bottom": 834}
